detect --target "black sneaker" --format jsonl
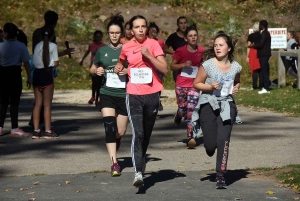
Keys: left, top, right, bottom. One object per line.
{"left": 116, "top": 137, "right": 121, "bottom": 151}
{"left": 32, "top": 130, "right": 41, "bottom": 139}
{"left": 216, "top": 174, "right": 227, "bottom": 189}
{"left": 173, "top": 112, "right": 181, "bottom": 126}
{"left": 43, "top": 130, "right": 59, "bottom": 139}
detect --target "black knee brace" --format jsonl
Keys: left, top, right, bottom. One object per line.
{"left": 103, "top": 116, "right": 117, "bottom": 143}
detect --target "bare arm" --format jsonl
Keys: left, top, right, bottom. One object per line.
{"left": 79, "top": 50, "right": 91, "bottom": 65}
{"left": 232, "top": 73, "right": 241, "bottom": 95}
{"left": 162, "top": 44, "right": 174, "bottom": 55}
{"left": 58, "top": 48, "right": 75, "bottom": 57}
{"left": 54, "top": 61, "right": 59, "bottom": 67}
{"left": 246, "top": 41, "right": 251, "bottom": 62}
{"left": 170, "top": 58, "right": 192, "bottom": 71}
{"left": 23, "top": 61, "right": 31, "bottom": 89}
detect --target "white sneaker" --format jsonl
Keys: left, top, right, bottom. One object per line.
{"left": 258, "top": 88, "right": 270, "bottom": 94}
{"left": 10, "top": 128, "right": 29, "bottom": 137}
{"left": 133, "top": 172, "right": 144, "bottom": 188}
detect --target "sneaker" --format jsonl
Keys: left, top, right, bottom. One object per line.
{"left": 95, "top": 101, "right": 99, "bottom": 107}
{"left": 116, "top": 137, "right": 121, "bottom": 151}
{"left": 43, "top": 130, "right": 59, "bottom": 139}
{"left": 88, "top": 97, "right": 95, "bottom": 104}
{"left": 133, "top": 172, "right": 144, "bottom": 188}
{"left": 158, "top": 101, "right": 163, "bottom": 111}
{"left": 111, "top": 163, "right": 121, "bottom": 177}
{"left": 0, "top": 127, "right": 3, "bottom": 136}
{"left": 258, "top": 88, "right": 270, "bottom": 94}
{"left": 187, "top": 137, "right": 196, "bottom": 149}
{"left": 142, "top": 156, "right": 146, "bottom": 175}
{"left": 173, "top": 112, "right": 181, "bottom": 126}
{"left": 216, "top": 174, "right": 227, "bottom": 189}
{"left": 10, "top": 128, "right": 29, "bottom": 137}
{"left": 32, "top": 129, "right": 41, "bottom": 139}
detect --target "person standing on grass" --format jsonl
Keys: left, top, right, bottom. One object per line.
{"left": 247, "top": 22, "right": 261, "bottom": 90}
{"left": 32, "top": 26, "right": 59, "bottom": 139}
{"left": 163, "top": 16, "right": 187, "bottom": 82}
{"left": 170, "top": 24, "right": 204, "bottom": 149}
{"left": 0, "top": 23, "right": 31, "bottom": 137}
{"left": 193, "top": 33, "right": 242, "bottom": 189}
{"left": 282, "top": 31, "right": 298, "bottom": 82}
{"left": 114, "top": 15, "right": 168, "bottom": 188}
{"left": 147, "top": 21, "right": 165, "bottom": 111}
{"left": 248, "top": 20, "right": 271, "bottom": 94}
{"left": 79, "top": 30, "right": 105, "bottom": 106}
{"left": 90, "top": 14, "right": 128, "bottom": 177}
{"left": 120, "top": 21, "right": 133, "bottom": 44}
{"left": 29, "top": 10, "right": 75, "bottom": 128}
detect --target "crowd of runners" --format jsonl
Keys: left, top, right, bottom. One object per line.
{"left": 0, "top": 10, "right": 245, "bottom": 189}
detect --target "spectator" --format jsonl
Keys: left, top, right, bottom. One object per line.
{"left": 282, "top": 31, "right": 298, "bottom": 81}
{"left": 120, "top": 21, "right": 133, "bottom": 44}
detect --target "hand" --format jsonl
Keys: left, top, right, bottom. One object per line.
{"left": 141, "top": 46, "right": 151, "bottom": 58}
{"left": 118, "top": 68, "right": 128, "bottom": 76}
{"left": 232, "top": 85, "right": 239, "bottom": 95}
{"left": 79, "top": 60, "right": 83, "bottom": 66}
{"left": 114, "top": 63, "right": 124, "bottom": 74}
{"left": 211, "top": 82, "right": 220, "bottom": 90}
{"left": 246, "top": 57, "right": 249, "bottom": 63}
{"left": 64, "top": 48, "right": 75, "bottom": 56}
{"left": 96, "top": 67, "right": 104, "bottom": 76}
{"left": 182, "top": 60, "right": 192, "bottom": 68}
{"left": 27, "top": 79, "right": 32, "bottom": 89}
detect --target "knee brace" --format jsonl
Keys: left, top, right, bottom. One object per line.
{"left": 103, "top": 116, "right": 117, "bottom": 143}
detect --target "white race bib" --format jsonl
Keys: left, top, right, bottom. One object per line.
{"left": 130, "top": 67, "right": 152, "bottom": 84}
{"left": 106, "top": 73, "right": 126, "bottom": 88}
{"left": 180, "top": 66, "right": 198, "bottom": 78}
{"left": 213, "top": 80, "right": 234, "bottom": 97}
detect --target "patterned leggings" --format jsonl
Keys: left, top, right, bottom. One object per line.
{"left": 175, "top": 86, "right": 200, "bottom": 138}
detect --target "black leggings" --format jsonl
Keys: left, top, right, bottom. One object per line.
{"left": 0, "top": 67, "right": 22, "bottom": 129}
{"left": 126, "top": 92, "right": 160, "bottom": 173}
{"left": 199, "top": 102, "right": 237, "bottom": 174}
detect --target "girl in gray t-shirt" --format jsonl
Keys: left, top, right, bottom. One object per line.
{"left": 193, "top": 33, "right": 242, "bottom": 189}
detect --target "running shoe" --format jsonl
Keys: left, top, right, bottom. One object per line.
{"left": 88, "top": 97, "right": 95, "bottom": 104}
{"left": 235, "top": 119, "right": 243, "bottom": 124}
{"left": 116, "top": 137, "right": 121, "bottom": 151}
{"left": 32, "top": 129, "right": 41, "bottom": 139}
{"left": 111, "top": 163, "right": 121, "bottom": 177}
{"left": 10, "top": 128, "right": 29, "bottom": 137}
{"left": 133, "top": 172, "right": 144, "bottom": 188}
{"left": 158, "top": 101, "right": 163, "bottom": 111}
{"left": 173, "top": 112, "right": 181, "bottom": 126}
{"left": 216, "top": 174, "right": 227, "bottom": 189}
{"left": 187, "top": 137, "right": 196, "bottom": 149}
{"left": 95, "top": 101, "right": 99, "bottom": 107}
{"left": 43, "top": 130, "right": 59, "bottom": 139}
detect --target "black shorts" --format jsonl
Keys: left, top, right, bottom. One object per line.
{"left": 99, "top": 94, "right": 127, "bottom": 116}
{"left": 32, "top": 68, "right": 54, "bottom": 88}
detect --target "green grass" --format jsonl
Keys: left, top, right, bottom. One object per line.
{"left": 277, "top": 165, "right": 300, "bottom": 191}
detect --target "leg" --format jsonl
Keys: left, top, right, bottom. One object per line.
{"left": 252, "top": 69, "right": 259, "bottom": 89}
{"left": 33, "top": 87, "right": 43, "bottom": 130}
{"left": 176, "top": 86, "right": 188, "bottom": 119}
{"left": 43, "top": 84, "right": 54, "bottom": 132}
{"left": 9, "top": 76, "right": 22, "bottom": 129}
{"left": 95, "top": 76, "right": 102, "bottom": 105}
{"left": 186, "top": 88, "right": 199, "bottom": 138}
{"left": 259, "top": 56, "right": 271, "bottom": 91}
{"left": 0, "top": 91, "right": 9, "bottom": 128}
{"left": 199, "top": 104, "right": 218, "bottom": 157}
{"left": 116, "top": 114, "right": 128, "bottom": 139}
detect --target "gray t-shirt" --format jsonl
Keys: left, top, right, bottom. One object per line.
{"left": 0, "top": 41, "right": 30, "bottom": 66}
{"left": 286, "top": 38, "right": 296, "bottom": 60}
{"left": 202, "top": 58, "right": 242, "bottom": 94}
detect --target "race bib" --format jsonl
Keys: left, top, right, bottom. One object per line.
{"left": 180, "top": 66, "right": 198, "bottom": 78}
{"left": 130, "top": 67, "right": 152, "bottom": 84}
{"left": 106, "top": 73, "right": 126, "bottom": 88}
{"left": 213, "top": 80, "right": 234, "bottom": 97}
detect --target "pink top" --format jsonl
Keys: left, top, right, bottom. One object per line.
{"left": 119, "top": 37, "right": 165, "bottom": 95}
{"left": 173, "top": 45, "right": 205, "bottom": 87}
{"left": 88, "top": 42, "right": 105, "bottom": 61}
{"left": 157, "top": 39, "right": 165, "bottom": 49}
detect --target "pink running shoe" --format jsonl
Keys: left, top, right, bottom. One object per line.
{"left": 10, "top": 128, "right": 29, "bottom": 137}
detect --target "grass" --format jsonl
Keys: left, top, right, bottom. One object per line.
{"left": 277, "top": 164, "right": 300, "bottom": 191}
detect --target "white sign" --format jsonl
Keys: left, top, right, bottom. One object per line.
{"left": 249, "top": 28, "right": 287, "bottom": 49}
{"left": 106, "top": 73, "right": 126, "bottom": 88}
{"left": 181, "top": 66, "right": 199, "bottom": 78}
{"left": 130, "top": 67, "right": 152, "bottom": 84}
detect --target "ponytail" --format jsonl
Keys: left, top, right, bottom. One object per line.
{"left": 41, "top": 26, "right": 55, "bottom": 70}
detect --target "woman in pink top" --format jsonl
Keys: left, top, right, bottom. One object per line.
{"left": 79, "top": 30, "right": 105, "bottom": 106}
{"left": 170, "top": 25, "right": 204, "bottom": 149}
{"left": 115, "top": 15, "right": 168, "bottom": 188}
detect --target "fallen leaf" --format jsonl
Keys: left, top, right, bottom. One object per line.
{"left": 65, "top": 181, "right": 71, "bottom": 185}
{"left": 5, "top": 189, "right": 11, "bottom": 192}
{"left": 76, "top": 190, "right": 84, "bottom": 193}
{"left": 235, "top": 198, "right": 242, "bottom": 200}
{"left": 266, "top": 190, "right": 275, "bottom": 194}
{"left": 28, "top": 198, "right": 36, "bottom": 201}
{"left": 101, "top": 182, "right": 108, "bottom": 184}
{"left": 33, "top": 181, "right": 40, "bottom": 185}
{"left": 293, "top": 198, "right": 299, "bottom": 200}
{"left": 178, "top": 166, "right": 184, "bottom": 168}
{"left": 58, "top": 183, "right": 61, "bottom": 186}
{"left": 20, "top": 188, "right": 29, "bottom": 191}
{"left": 27, "top": 192, "right": 35, "bottom": 195}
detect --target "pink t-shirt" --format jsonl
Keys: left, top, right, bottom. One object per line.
{"left": 173, "top": 45, "right": 205, "bottom": 87}
{"left": 157, "top": 39, "right": 165, "bottom": 49}
{"left": 88, "top": 42, "right": 105, "bottom": 61}
{"left": 120, "top": 38, "right": 165, "bottom": 95}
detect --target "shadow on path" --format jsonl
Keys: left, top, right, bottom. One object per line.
{"left": 118, "top": 154, "right": 162, "bottom": 172}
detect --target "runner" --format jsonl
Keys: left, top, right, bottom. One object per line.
{"left": 120, "top": 21, "right": 133, "bottom": 44}
{"left": 163, "top": 16, "right": 187, "bottom": 81}
{"left": 0, "top": 23, "right": 31, "bottom": 136}
{"left": 32, "top": 25, "right": 59, "bottom": 139}
{"left": 114, "top": 15, "right": 168, "bottom": 188}
{"left": 170, "top": 24, "right": 204, "bottom": 148}
{"left": 90, "top": 14, "right": 128, "bottom": 177}
{"left": 192, "top": 33, "right": 242, "bottom": 189}
{"left": 79, "top": 30, "right": 105, "bottom": 106}
{"left": 147, "top": 22, "right": 165, "bottom": 111}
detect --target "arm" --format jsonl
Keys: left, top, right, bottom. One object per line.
{"left": 193, "top": 66, "right": 220, "bottom": 91}
{"left": 246, "top": 41, "right": 251, "bottom": 62}
{"left": 251, "top": 32, "right": 266, "bottom": 49}
{"left": 163, "top": 44, "right": 174, "bottom": 55}
{"left": 141, "top": 46, "right": 168, "bottom": 75}
{"left": 79, "top": 49, "right": 91, "bottom": 65}
{"left": 170, "top": 58, "right": 191, "bottom": 71}
{"left": 114, "top": 58, "right": 127, "bottom": 74}
{"left": 23, "top": 61, "right": 32, "bottom": 89}
{"left": 232, "top": 73, "right": 241, "bottom": 95}
{"left": 58, "top": 48, "right": 75, "bottom": 57}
